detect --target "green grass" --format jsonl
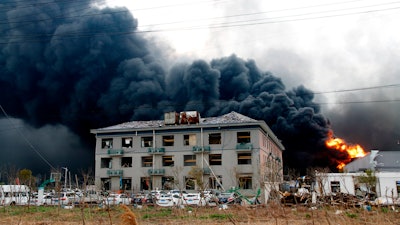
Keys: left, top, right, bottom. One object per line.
{"left": 209, "top": 213, "right": 233, "bottom": 220}
{"left": 142, "top": 208, "right": 172, "bottom": 219}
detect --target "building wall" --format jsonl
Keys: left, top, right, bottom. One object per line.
{"left": 94, "top": 123, "right": 283, "bottom": 195}
{"left": 376, "top": 172, "right": 400, "bottom": 198}
{"left": 315, "top": 173, "right": 358, "bottom": 196}
{"left": 315, "top": 172, "right": 400, "bottom": 198}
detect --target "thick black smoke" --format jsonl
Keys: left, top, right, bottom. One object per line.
{"left": 0, "top": 0, "right": 348, "bottom": 175}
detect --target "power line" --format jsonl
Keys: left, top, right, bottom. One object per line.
{"left": 136, "top": 0, "right": 396, "bottom": 28}
{"left": 1, "top": 0, "right": 400, "bottom": 44}
{"left": 0, "top": 105, "right": 56, "bottom": 171}
{"left": 313, "top": 83, "right": 400, "bottom": 95}
{"left": 315, "top": 99, "right": 400, "bottom": 105}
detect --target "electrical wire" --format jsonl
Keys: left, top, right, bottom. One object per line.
{"left": 0, "top": 105, "right": 56, "bottom": 171}
{"left": 1, "top": 0, "right": 400, "bottom": 43}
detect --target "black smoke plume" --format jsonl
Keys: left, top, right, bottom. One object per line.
{"left": 0, "top": 0, "right": 349, "bottom": 175}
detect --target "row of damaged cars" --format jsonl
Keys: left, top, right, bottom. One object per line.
{"left": 32, "top": 191, "right": 131, "bottom": 206}
{"left": 132, "top": 190, "right": 242, "bottom": 207}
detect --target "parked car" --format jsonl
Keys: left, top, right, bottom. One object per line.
{"left": 41, "top": 194, "right": 57, "bottom": 206}
{"left": 156, "top": 193, "right": 175, "bottom": 207}
{"left": 132, "top": 193, "right": 153, "bottom": 205}
{"left": 150, "top": 190, "right": 166, "bottom": 200}
{"left": 52, "top": 192, "right": 81, "bottom": 205}
{"left": 183, "top": 193, "right": 206, "bottom": 206}
{"left": 105, "top": 193, "right": 131, "bottom": 205}
{"left": 217, "top": 192, "right": 241, "bottom": 204}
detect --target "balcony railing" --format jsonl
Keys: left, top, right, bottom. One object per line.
{"left": 236, "top": 143, "right": 253, "bottom": 151}
{"left": 192, "top": 146, "right": 211, "bottom": 153}
{"left": 107, "top": 170, "right": 123, "bottom": 176}
{"left": 107, "top": 149, "right": 124, "bottom": 156}
{"left": 147, "top": 147, "right": 166, "bottom": 154}
{"left": 148, "top": 169, "right": 165, "bottom": 176}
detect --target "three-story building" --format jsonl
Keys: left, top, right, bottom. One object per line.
{"left": 91, "top": 111, "right": 284, "bottom": 199}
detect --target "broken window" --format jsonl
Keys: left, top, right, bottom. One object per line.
{"left": 209, "top": 154, "right": 222, "bottom": 165}
{"left": 185, "top": 177, "right": 195, "bottom": 190}
{"left": 101, "top": 178, "right": 111, "bottom": 191}
{"left": 331, "top": 181, "right": 340, "bottom": 193}
{"left": 101, "top": 138, "right": 113, "bottom": 149}
{"left": 121, "top": 178, "right": 132, "bottom": 190}
{"left": 209, "top": 133, "right": 221, "bottom": 145}
{"left": 237, "top": 153, "right": 252, "bottom": 164}
{"left": 122, "top": 137, "right": 133, "bottom": 148}
{"left": 183, "top": 134, "right": 197, "bottom": 146}
{"left": 162, "top": 176, "right": 174, "bottom": 190}
{"left": 237, "top": 131, "right": 251, "bottom": 144}
{"left": 141, "top": 156, "right": 153, "bottom": 167}
{"left": 209, "top": 175, "right": 222, "bottom": 189}
{"left": 101, "top": 158, "right": 112, "bottom": 168}
{"left": 162, "top": 135, "right": 174, "bottom": 146}
{"left": 121, "top": 157, "right": 132, "bottom": 167}
{"left": 140, "top": 177, "right": 152, "bottom": 190}
{"left": 141, "top": 136, "right": 153, "bottom": 147}
{"left": 238, "top": 176, "right": 252, "bottom": 189}
{"left": 162, "top": 155, "right": 174, "bottom": 167}
{"left": 184, "top": 155, "right": 196, "bottom": 166}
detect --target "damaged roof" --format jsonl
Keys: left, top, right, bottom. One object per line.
{"left": 91, "top": 111, "right": 284, "bottom": 150}
{"left": 96, "top": 111, "right": 257, "bottom": 131}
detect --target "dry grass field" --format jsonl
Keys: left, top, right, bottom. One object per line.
{"left": 0, "top": 203, "right": 399, "bottom": 225}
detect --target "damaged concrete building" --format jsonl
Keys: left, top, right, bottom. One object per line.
{"left": 91, "top": 111, "right": 284, "bottom": 200}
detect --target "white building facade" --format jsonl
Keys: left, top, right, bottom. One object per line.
{"left": 315, "top": 172, "right": 400, "bottom": 199}
{"left": 91, "top": 111, "right": 285, "bottom": 199}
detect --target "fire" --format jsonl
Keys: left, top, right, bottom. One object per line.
{"left": 325, "top": 136, "right": 367, "bottom": 169}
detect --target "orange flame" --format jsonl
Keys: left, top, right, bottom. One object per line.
{"left": 325, "top": 136, "right": 367, "bottom": 169}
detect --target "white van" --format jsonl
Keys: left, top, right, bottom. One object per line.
{"left": 0, "top": 185, "right": 30, "bottom": 206}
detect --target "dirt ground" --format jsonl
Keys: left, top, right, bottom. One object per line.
{"left": 0, "top": 203, "right": 399, "bottom": 225}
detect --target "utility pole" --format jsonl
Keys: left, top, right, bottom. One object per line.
{"left": 62, "top": 167, "right": 68, "bottom": 190}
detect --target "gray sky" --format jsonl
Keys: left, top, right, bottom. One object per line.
{"left": 107, "top": 0, "right": 400, "bottom": 150}
{"left": 1, "top": 0, "right": 399, "bottom": 176}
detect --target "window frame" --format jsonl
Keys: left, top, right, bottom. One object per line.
{"left": 162, "top": 155, "right": 174, "bottom": 167}
{"left": 162, "top": 135, "right": 175, "bottom": 146}
{"left": 183, "top": 134, "right": 197, "bottom": 146}
{"left": 237, "top": 153, "right": 252, "bottom": 165}
{"left": 183, "top": 155, "right": 196, "bottom": 166}
{"left": 238, "top": 176, "right": 252, "bottom": 189}
{"left": 101, "top": 138, "right": 113, "bottom": 149}
{"left": 122, "top": 137, "right": 133, "bottom": 148}
{"left": 209, "top": 154, "right": 222, "bottom": 166}
{"left": 237, "top": 131, "right": 251, "bottom": 144}
{"left": 141, "top": 136, "right": 153, "bottom": 147}
{"left": 331, "top": 181, "right": 340, "bottom": 193}
{"left": 141, "top": 156, "right": 153, "bottom": 167}
{"left": 208, "top": 133, "right": 221, "bottom": 145}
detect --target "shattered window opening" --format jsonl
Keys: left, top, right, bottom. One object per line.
{"left": 101, "top": 138, "right": 113, "bottom": 149}
{"left": 209, "top": 133, "right": 221, "bottom": 145}
{"left": 141, "top": 136, "right": 153, "bottom": 147}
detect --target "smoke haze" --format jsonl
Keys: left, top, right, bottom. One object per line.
{"left": 0, "top": 0, "right": 398, "bottom": 176}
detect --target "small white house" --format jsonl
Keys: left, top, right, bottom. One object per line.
{"left": 314, "top": 150, "right": 400, "bottom": 199}
{"left": 315, "top": 172, "right": 400, "bottom": 199}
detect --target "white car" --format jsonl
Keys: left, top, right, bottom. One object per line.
{"left": 182, "top": 193, "right": 206, "bottom": 206}
{"left": 40, "top": 194, "right": 58, "bottom": 206}
{"left": 105, "top": 193, "right": 131, "bottom": 205}
{"left": 52, "top": 192, "right": 81, "bottom": 205}
{"left": 156, "top": 194, "right": 175, "bottom": 207}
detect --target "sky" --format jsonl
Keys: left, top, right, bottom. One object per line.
{"left": 0, "top": 0, "right": 399, "bottom": 178}
{"left": 104, "top": 0, "right": 400, "bottom": 147}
